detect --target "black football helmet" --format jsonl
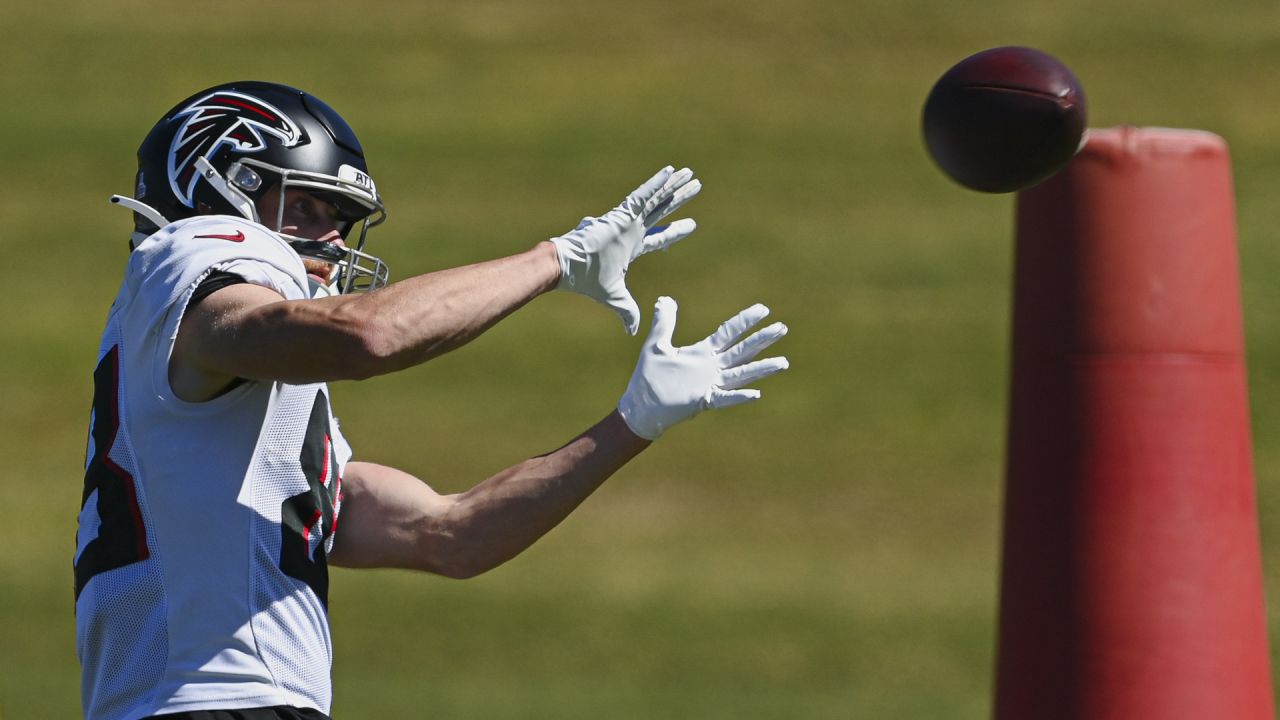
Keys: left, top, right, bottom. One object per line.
{"left": 115, "top": 80, "right": 389, "bottom": 293}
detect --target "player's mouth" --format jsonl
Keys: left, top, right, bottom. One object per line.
{"left": 303, "top": 260, "right": 333, "bottom": 285}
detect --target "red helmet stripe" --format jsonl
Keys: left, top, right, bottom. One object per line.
{"left": 215, "top": 96, "right": 279, "bottom": 121}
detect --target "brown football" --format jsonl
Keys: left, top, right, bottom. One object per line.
{"left": 922, "top": 46, "right": 1087, "bottom": 193}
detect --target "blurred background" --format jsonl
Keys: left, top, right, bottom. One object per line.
{"left": 4, "top": 0, "right": 1280, "bottom": 716}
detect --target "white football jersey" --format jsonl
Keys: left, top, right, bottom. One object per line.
{"left": 75, "top": 216, "right": 350, "bottom": 720}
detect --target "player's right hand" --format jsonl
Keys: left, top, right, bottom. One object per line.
{"left": 548, "top": 166, "right": 702, "bottom": 335}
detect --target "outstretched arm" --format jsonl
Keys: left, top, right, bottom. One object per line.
{"left": 328, "top": 298, "right": 789, "bottom": 578}
{"left": 172, "top": 167, "right": 701, "bottom": 398}
{"left": 329, "top": 411, "right": 649, "bottom": 578}
{"left": 177, "top": 243, "right": 562, "bottom": 388}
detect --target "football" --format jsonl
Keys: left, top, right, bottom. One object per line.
{"left": 922, "top": 46, "right": 1087, "bottom": 193}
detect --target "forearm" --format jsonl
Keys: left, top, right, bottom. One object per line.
{"left": 227, "top": 242, "right": 561, "bottom": 383}
{"left": 339, "top": 242, "right": 561, "bottom": 373}
{"left": 330, "top": 411, "right": 650, "bottom": 577}
{"left": 440, "top": 411, "right": 650, "bottom": 577}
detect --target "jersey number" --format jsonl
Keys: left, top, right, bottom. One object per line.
{"left": 75, "top": 346, "right": 149, "bottom": 599}
{"left": 279, "top": 392, "right": 342, "bottom": 608}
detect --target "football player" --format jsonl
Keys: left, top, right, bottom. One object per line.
{"left": 76, "top": 81, "right": 788, "bottom": 720}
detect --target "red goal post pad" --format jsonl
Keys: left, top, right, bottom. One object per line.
{"left": 995, "top": 126, "right": 1274, "bottom": 720}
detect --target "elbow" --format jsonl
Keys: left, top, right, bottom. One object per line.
{"left": 421, "top": 543, "right": 499, "bottom": 580}
{"left": 435, "top": 560, "right": 490, "bottom": 581}
{"left": 414, "top": 526, "right": 505, "bottom": 580}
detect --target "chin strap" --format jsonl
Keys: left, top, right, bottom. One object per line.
{"left": 309, "top": 276, "right": 340, "bottom": 298}
{"left": 288, "top": 238, "right": 390, "bottom": 294}
{"left": 287, "top": 239, "right": 348, "bottom": 263}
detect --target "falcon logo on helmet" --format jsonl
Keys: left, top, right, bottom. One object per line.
{"left": 168, "top": 91, "right": 304, "bottom": 210}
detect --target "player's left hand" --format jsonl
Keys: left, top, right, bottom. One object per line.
{"left": 549, "top": 166, "right": 702, "bottom": 335}
{"left": 618, "top": 296, "right": 789, "bottom": 440}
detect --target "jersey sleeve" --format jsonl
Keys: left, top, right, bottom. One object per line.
{"left": 117, "top": 215, "right": 312, "bottom": 404}
{"left": 125, "top": 215, "right": 311, "bottom": 333}
{"left": 189, "top": 270, "right": 248, "bottom": 307}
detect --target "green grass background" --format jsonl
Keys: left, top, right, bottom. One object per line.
{"left": 4, "top": 0, "right": 1280, "bottom": 716}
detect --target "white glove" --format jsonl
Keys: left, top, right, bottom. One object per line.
{"left": 549, "top": 166, "right": 702, "bottom": 335}
{"left": 618, "top": 296, "right": 790, "bottom": 440}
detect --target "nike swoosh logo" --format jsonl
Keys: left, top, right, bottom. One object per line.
{"left": 194, "top": 231, "right": 246, "bottom": 242}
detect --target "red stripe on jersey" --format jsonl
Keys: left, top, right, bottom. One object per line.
{"left": 301, "top": 508, "right": 323, "bottom": 556}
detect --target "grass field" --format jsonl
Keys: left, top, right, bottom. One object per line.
{"left": 4, "top": 0, "right": 1280, "bottom": 716}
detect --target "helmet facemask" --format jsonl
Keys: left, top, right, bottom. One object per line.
{"left": 219, "top": 158, "right": 390, "bottom": 294}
